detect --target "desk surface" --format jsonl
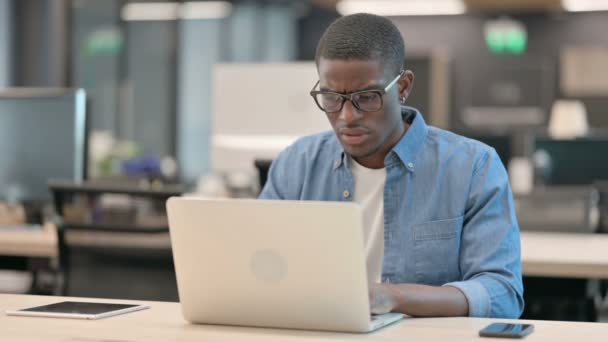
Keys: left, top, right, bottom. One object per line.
{"left": 2, "top": 294, "right": 608, "bottom": 342}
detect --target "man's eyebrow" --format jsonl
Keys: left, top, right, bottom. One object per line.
{"left": 319, "top": 84, "right": 384, "bottom": 93}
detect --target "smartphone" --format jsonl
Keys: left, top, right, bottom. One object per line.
{"left": 479, "top": 323, "right": 534, "bottom": 338}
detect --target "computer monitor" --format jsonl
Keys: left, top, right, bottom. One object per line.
{"left": 460, "top": 60, "right": 553, "bottom": 129}
{"left": 534, "top": 136, "right": 608, "bottom": 185}
{"left": 0, "top": 88, "right": 87, "bottom": 202}
{"left": 211, "top": 63, "right": 328, "bottom": 174}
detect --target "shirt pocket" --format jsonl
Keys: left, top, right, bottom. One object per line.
{"left": 412, "top": 216, "right": 463, "bottom": 285}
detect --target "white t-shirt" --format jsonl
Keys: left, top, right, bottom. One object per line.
{"left": 349, "top": 157, "right": 386, "bottom": 284}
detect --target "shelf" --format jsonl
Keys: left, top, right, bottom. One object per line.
{"left": 48, "top": 179, "right": 185, "bottom": 198}
{"left": 61, "top": 223, "right": 168, "bottom": 234}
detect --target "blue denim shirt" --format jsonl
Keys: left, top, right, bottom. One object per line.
{"left": 259, "top": 107, "right": 524, "bottom": 318}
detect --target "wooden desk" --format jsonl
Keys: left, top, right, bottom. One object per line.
{"left": 0, "top": 224, "right": 57, "bottom": 258}
{"left": 2, "top": 294, "right": 608, "bottom": 341}
{"left": 521, "top": 231, "right": 608, "bottom": 279}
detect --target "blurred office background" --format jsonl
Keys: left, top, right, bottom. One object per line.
{"left": 1, "top": 0, "right": 608, "bottom": 322}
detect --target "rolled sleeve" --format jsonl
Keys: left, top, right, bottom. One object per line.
{"left": 443, "top": 279, "right": 491, "bottom": 317}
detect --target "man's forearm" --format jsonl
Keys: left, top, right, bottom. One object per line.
{"left": 385, "top": 283, "right": 469, "bottom": 317}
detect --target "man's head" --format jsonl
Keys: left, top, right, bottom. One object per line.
{"left": 313, "top": 13, "right": 414, "bottom": 168}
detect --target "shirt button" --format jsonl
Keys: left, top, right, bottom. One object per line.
{"left": 407, "top": 162, "right": 414, "bottom": 169}
{"left": 342, "top": 190, "right": 350, "bottom": 198}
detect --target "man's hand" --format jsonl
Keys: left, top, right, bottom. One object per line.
{"left": 369, "top": 283, "right": 398, "bottom": 315}
{"left": 369, "top": 283, "right": 469, "bottom": 317}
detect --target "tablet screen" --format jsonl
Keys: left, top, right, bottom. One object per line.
{"left": 20, "top": 301, "right": 141, "bottom": 315}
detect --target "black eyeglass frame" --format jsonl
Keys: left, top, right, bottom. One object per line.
{"left": 309, "top": 70, "right": 405, "bottom": 113}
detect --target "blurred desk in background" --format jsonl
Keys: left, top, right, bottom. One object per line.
{"left": 0, "top": 224, "right": 57, "bottom": 258}
{"left": 520, "top": 231, "right": 608, "bottom": 322}
{"left": 0, "top": 224, "right": 59, "bottom": 294}
{"left": 7, "top": 229, "right": 608, "bottom": 279}
{"left": 48, "top": 179, "right": 182, "bottom": 300}
{"left": 521, "top": 231, "right": 608, "bottom": 278}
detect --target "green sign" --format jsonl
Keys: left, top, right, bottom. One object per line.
{"left": 484, "top": 19, "right": 527, "bottom": 55}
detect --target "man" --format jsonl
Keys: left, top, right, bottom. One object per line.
{"left": 259, "top": 13, "right": 523, "bottom": 319}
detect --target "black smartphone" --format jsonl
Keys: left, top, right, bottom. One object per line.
{"left": 479, "top": 323, "right": 534, "bottom": 338}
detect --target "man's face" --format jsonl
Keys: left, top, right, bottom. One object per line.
{"left": 317, "top": 58, "right": 410, "bottom": 166}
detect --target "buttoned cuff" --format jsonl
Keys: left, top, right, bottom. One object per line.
{"left": 443, "top": 280, "right": 491, "bottom": 317}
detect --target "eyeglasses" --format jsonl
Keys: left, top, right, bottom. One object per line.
{"left": 309, "top": 71, "right": 404, "bottom": 113}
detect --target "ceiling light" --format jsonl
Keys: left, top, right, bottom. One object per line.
{"left": 180, "top": 2, "right": 233, "bottom": 20}
{"left": 122, "top": 1, "right": 232, "bottom": 21}
{"left": 121, "top": 2, "right": 179, "bottom": 21}
{"left": 562, "top": 0, "right": 608, "bottom": 12}
{"left": 336, "top": 0, "right": 466, "bottom": 17}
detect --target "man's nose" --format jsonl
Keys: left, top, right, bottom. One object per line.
{"left": 339, "top": 100, "right": 362, "bottom": 125}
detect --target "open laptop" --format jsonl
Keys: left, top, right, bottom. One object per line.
{"left": 166, "top": 197, "right": 404, "bottom": 333}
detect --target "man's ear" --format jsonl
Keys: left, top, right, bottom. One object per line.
{"left": 398, "top": 70, "right": 415, "bottom": 102}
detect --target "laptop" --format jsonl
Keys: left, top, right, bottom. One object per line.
{"left": 166, "top": 197, "right": 404, "bottom": 333}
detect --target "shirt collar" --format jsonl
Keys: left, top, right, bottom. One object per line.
{"left": 332, "top": 106, "right": 428, "bottom": 172}
{"left": 388, "top": 106, "right": 428, "bottom": 171}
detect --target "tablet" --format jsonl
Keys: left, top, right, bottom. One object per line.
{"left": 5, "top": 301, "right": 149, "bottom": 320}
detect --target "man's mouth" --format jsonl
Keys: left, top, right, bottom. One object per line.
{"left": 340, "top": 128, "right": 370, "bottom": 146}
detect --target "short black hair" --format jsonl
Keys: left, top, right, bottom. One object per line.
{"left": 315, "top": 13, "right": 405, "bottom": 75}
